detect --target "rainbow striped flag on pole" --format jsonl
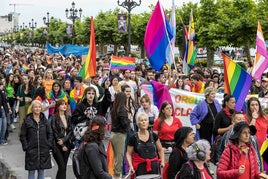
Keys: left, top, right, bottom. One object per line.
{"left": 186, "top": 9, "right": 197, "bottom": 71}
{"left": 252, "top": 21, "right": 268, "bottom": 80}
{"left": 223, "top": 53, "right": 252, "bottom": 111}
{"left": 79, "top": 17, "right": 96, "bottom": 80}
{"left": 110, "top": 55, "right": 135, "bottom": 70}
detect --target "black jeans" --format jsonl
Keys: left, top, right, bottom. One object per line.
{"left": 52, "top": 144, "right": 70, "bottom": 179}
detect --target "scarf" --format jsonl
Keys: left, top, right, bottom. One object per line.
{"left": 70, "top": 85, "right": 86, "bottom": 112}
{"left": 222, "top": 107, "right": 232, "bottom": 119}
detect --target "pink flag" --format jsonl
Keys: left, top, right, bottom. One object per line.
{"left": 252, "top": 21, "right": 268, "bottom": 80}
{"left": 151, "top": 81, "right": 173, "bottom": 109}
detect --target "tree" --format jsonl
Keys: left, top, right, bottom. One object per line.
{"left": 196, "top": 0, "right": 219, "bottom": 67}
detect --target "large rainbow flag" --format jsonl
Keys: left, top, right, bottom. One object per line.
{"left": 110, "top": 55, "right": 135, "bottom": 70}
{"left": 144, "top": 0, "right": 173, "bottom": 71}
{"left": 223, "top": 53, "right": 252, "bottom": 111}
{"left": 186, "top": 9, "right": 197, "bottom": 71}
{"left": 252, "top": 21, "right": 268, "bottom": 80}
{"left": 79, "top": 17, "right": 96, "bottom": 80}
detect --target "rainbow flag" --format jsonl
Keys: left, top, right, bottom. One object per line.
{"left": 46, "top": 56, "right": 52, "bottom": 64}
{"left": 223, "top": 53, "right": 252, "bottom": 111}
{"left": 252, "top": 21, "right": 268, "bottom": 80}
{"left": 21, "top": 64, "right": 30, "bottom": 72}
{"left": 110, "top": 55, "right": 135, "bottom": 70}
{"left": 79, "top": 17, "right": 96, "bottom": 80}
{"left": 182, "top": 19, "right": 189, "bottom": 75}
{"left": 186, "top": 9, "right": 197, "bottom": 71}
{"left": 144, "top": 0, "right": 173, "bottom": 71}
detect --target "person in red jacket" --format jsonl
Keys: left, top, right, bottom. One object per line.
{"left": 217, "top": 121, "right": 268, "bottom": 179}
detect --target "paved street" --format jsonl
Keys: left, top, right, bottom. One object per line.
{"left": 0, "top": 123, "right": 76, "bottom": 179}
{"left": 0, "top": 122, "right": 217, "bottom": 179}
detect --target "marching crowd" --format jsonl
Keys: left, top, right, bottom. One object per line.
{"left": 1, "top": 47, "right": 268, "bottom": 179}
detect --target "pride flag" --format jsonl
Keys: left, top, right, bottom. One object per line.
{"left": 223, "top": 53, "right": 252, "bottom": 111}
{"left": 21, "top": 64, "right": 30, "bottom": 72}
{"left": 252, "top": 21, "right": 268, "bottom": 80}
{"left": 110, "top": 55, "right": 135, "bottom": 70}
{"left": 182, "top": 19, "right": 189, "bottom": 75}
{"left": 151, "top": 80, "right": 173, "bottom": 109}
{"left": 46, "top": 56, "right": 52, "bottom": 64}
{"left": 144, "top": 0, "right": 173, "bottom": 71}
{"left": 79, "top": 17, "right": 96, "bottom": 80}
{"left": 166, "top": 0, "right": 176, "bottom": 66}
{"left": 186, "top": 9, "right": 197, "bottom": 71}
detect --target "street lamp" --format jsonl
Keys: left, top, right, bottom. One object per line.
{"left": 117, "top": 0, "right": 141, "bottom": 55}
{"left": 29, "top": 19, "right": 37, "bottom": 46}
{"left": 43, "top": 12, "right": 50, "bottom": 27}
{"left": 65, "top": 1, "right": 82, "bottom": 44}
{"left": 20, "top": 22, "right": 28, "bottom": 30}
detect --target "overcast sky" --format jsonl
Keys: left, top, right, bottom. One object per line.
{"left": 1, "top": 0, "right": 199, "bottom": 28}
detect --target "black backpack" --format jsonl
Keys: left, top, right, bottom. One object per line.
{"left": 72, "top": 142, "right": 88, "bottom": 179}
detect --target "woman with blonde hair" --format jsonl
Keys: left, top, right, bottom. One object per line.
{"left": 20, "top": 100, "right": 53, "bottom": 179}
{"left": 126, "top": 113, "right": 164, "bottom": 177}
{"left": 42, "top": 68, "right": 54, "bottom": 93}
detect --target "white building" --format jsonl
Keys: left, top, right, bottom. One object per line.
{"left": 0, "top": 13, "right": 20, "bottom": 35}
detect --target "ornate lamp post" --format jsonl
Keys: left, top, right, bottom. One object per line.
{"left": 29, "top": 19, "right": 37, "bottom": 46}
{"left": 43, "top": 12, "right": 50, "bottom": 41}
{"left": 20, "top": 22, "right": 28, "bottom": 30}
{"left": 43, "top": 12, "right": 50, "bottom": 27}
{"left": 65, "top": 1, "right": 82, "bottom": 44}
{"left": 117, "top": 0, "right": 141, "bottom": 55}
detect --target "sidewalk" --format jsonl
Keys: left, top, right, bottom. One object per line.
{"left": 0, "top": 123, "right": 28, "bottom": 179}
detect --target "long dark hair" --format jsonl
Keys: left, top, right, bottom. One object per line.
{"left": 158, "top": 101, "right": 173, "bottom": 134}
{"left": 81, "top": 86, "right": 97, "bottom": 103}
{"left": 6, "top": 73, "right": 14, "bottom": 87}
{"left": 52, "top": 81, "right": 62, "bottom": 95}
{"left": 54, "top": 99, "right": 67, "bottom": 127}
{"left": 246, "top": 97, "right": 266, "bottom": 122}
{"left": 84, "top": 116, "right": 106, "bottom": 144}
{"left": 111, "top": 92, "right": 127, "bottom": 123}
{"left": 33, "top": 86, "right": 47, "bottom": 101}
{"left": 21, "top": 74, "right": 34, "bottom": 92}
{"left": 121, "top": 84, "right": 137, "bottom": 111}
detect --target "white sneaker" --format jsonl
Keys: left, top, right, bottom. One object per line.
{"left": 10, "top": 124, "right": 16, "bottom": 130}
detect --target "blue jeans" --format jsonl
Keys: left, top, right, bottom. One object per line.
{"left": 0, "top": 108, "right": 7, "bottom": 144}
{"left": 28, "top": 170, "right": 45, "bottom": 179}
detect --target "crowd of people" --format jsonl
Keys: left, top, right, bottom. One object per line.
{"left": 1, "top": 47, "right": 268, "bottom": 179}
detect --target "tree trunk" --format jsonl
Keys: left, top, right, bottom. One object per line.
{"left": 207, "top": 47, "right": 214, "bottom": 68}
{"left": 244, "top": 42, "right": 251, "bottom": 64}
{"left": 140, "top": 43, "right": 145, "bottom": 59}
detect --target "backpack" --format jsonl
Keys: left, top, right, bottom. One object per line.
{"left": 162, "top": 148, "right": 183, "bottom": 179}
{"left": 72, "top": 142, "right": 88, "bottom": 179}
{"left": 175, "top": 161, "right": 194, "bottom": 179}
